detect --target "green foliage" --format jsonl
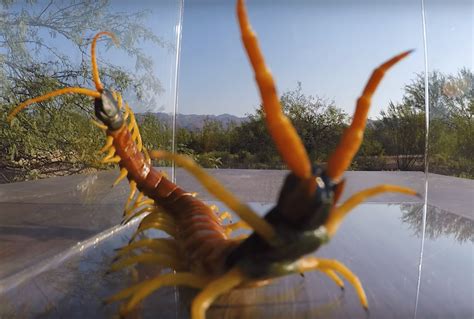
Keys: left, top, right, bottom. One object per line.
{"left": 2, "top": 43, "right": 472, "bottom": 182}
{"left": 376, "top": 102, "right": 425, "bottom": 170}
{"left": 0, "top": 0, "right": 169, "bottom": 108}
{"left": 225, "top": 82, "right": 348, "bottom": 169}
{"left": 1, "top": 100, "right": 105, "bottom": 182}
{"left": 0, "top": 1, "right": 170, "bottom": 182}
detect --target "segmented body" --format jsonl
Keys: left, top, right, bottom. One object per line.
{"left": 110, "top": 117, "right": 239, "bottom": 276}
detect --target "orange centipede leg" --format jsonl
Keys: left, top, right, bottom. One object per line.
{"left": 326, "top": 50, "right": 413, "bottom": 182}
{"left": 237, "top": 0, "right": 311, "bottom": 179}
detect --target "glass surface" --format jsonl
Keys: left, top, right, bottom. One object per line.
{"left": 0, "top": 203, "right": 471, "bottom": 318}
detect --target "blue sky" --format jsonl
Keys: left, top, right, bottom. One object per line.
{"left": 5, "top": 0, "right": 473, "bottom": 118}
{"left": 178, "top": 0, "right": 472, "bottom": 118}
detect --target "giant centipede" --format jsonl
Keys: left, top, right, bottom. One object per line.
{"left": 7, "top": 1, "right": 419, "bottom": 318}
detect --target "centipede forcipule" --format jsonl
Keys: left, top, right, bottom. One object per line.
{"left": 8, "top": 1, "right": 420, "bottom": 318}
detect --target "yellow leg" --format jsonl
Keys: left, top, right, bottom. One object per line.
{"left": 106, "top": 273, "right": 210, "bottom": 315}
{"left": 115, "top": 91, "right": 123, "bottom": 110}
{"left": 327, "top": 50, "right": 413, "bottom": 182}
{"left": 101, "top": 146, "right": 116, "bottom": 162}
{"left": 138, "top": 210, "right": 175, "bottom": 227}
{"left": 150, "top": 150, "right": 276, "bottom": 245}
{"left": 122, "top": 206, "right": 154, "bottom": 225}
{"left": 124, "top": 180, "right": 137, "bottom": 214}
{"left": 134, "top": 213, "right": 176, "bottom": 236}
{"left": 123, "top": 106, "right": 130, "bottom": 121}
{"left": 91, "top": 119, "right": 108, "bottom": 130}
{"left": 115, "top": 238, "right": 179, "bottom": 257}
{"left": 297, "top": 257, "right": 368, "bottom": 309}
{"left": 101, "top": 155, "right": 121, "bottom": 164}
{"left": 108, "top": 253, "right": 184, "bottom": 273}
{"left": 236, "top": 0, "right": 311, "bottom": 180}
{"left": 192, "top": 267, "right": 245, "bottom": 319}
{"left": 113, "top": 167, "right": 128, "bottom": 187}
{"left": 129, "top": 220, "right": 177, "bottom": 241}
{"left": 124, "top": 194, "right": 154, "bottom": 217}
{"left": 325, "top": 184, "right": 419, "bottom": 236}
{"left": 143, "top": 147, "right": 151, "bottom": 165}
{"left": 99, "top": 135, "right": 114, "bottom": 153}
{"left": 319, "top": 269, "right": 344, "bottom": 290}
{"left": 225, "top": 220, "right": 251, "bottom": 236}
{"left": 219, "top": 211, "right": 233, "bottom": 223}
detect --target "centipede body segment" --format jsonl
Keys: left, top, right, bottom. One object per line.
{"left": 8, "top": 0, "right": 419, "bottom": 318}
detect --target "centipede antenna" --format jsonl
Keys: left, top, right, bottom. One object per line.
{"left": 116, "top": 273, "right": 209, "bottom": 314}
{"left": 298, "top": 257, "right": 368, "bottom": 309}
{"left": 7, "top": 88, "right": 101, "bottom": 122}
{"left": 91, "top": 31, "right": 118, "bottom": 92}
{"left": 191, "top": 267, "right": 245, "bottom": 319}
{"left": 150, "top": 150, "right": 277, "bottom": 244}
{"left": 327, "top": 50, "right": 413, "bottom": 181}
{"left": 237, "top": 0, "right": 311, "bottom": 179}
{"left": 325, "top": 184, "right": 418, "bottom": 236}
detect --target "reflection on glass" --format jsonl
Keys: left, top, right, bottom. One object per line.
{"left": 400, "top": 204, "right": 474, "bottom": 243}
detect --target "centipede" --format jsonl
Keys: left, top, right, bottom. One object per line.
{"left": 7, "top": 0, "right": 419, "bottom": 318}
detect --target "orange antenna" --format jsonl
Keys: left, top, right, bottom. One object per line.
{"left": 237, "top": 0, "right": 312, "bottom": 179}
{"left": 91, "top": 31, "right": 118, "bottom": 92}
{"left": 7, "top": 88, "right": 100, "bottom": 122}
{"left": 327, "top": 50, "right": 413, "bottom": 182}
{"left": 7, "top": 31, "right": 119, "bottom": 122}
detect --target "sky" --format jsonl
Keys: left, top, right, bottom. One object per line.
{"left": 177, "top": 0, "right": 472, "bottom": 118}
{"left": 4, "top": 0, "right": 473, "bottom": 119}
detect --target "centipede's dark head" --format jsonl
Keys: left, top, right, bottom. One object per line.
{"left": 94, "top": 90, "right": 123, "bottom": 131}
{"left": 226, "top": 166, "right": 340, "bottom": 278}
{"left": 275, "top": 165, "right": 339, "bottom": 231}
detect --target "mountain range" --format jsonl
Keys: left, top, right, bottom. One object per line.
{"left": 137, "top": 112, "right": 248, "bottom": 131}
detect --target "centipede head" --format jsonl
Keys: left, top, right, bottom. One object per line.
{"left": 94, "top": 90, "right": 123, "bottom": 131}
{"left": 7, "top": 31, "right": 124, "bottom": 133}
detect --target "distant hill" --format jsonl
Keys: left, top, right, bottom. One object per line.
{"left": 136, "top": 112, "right": 248, "bottom": 131}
